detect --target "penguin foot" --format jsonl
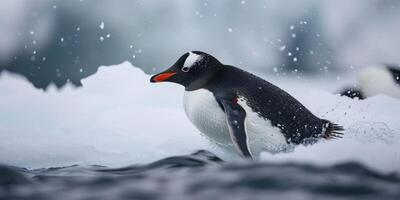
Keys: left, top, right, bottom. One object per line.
{"left": 323, "top": 123, "right": 345, "bottom": 139}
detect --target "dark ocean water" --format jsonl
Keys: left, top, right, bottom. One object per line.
{"left": 1, "top": 150, "right": 399, "bottom": 200}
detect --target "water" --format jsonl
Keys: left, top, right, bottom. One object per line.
{"left": 1, "top": 150, "right": 399, "bottom": 200}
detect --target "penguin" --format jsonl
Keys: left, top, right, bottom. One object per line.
{"left": 339, "top": 64, "right": 400, "bottom": 99}
{"left": 339, "top": 87, "right": 365, "bottom": 100}
{"left": 150, "top": 51, "right": 344, "bottom": 158}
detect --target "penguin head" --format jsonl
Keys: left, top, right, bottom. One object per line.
{"left": 150, "top": 51, "right": 221, "bottom": 89}
{"left": 338, "top": 86, "right": 365, "bottom": 100}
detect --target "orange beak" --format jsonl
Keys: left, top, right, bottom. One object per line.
{"left": 150, "top": 72, "right": 177, "bottom": 82}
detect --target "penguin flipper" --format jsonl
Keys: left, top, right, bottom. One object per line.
{"left": 220, "top": 99, "right": 252, "bottom": 159}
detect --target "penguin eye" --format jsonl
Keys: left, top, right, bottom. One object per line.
{"left": 181, "top": 66, "right": 190, "bottom": 72}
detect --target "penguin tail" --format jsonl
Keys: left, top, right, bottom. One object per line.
{"left": 322, "top": 120, "right": 345, "bottom": 139}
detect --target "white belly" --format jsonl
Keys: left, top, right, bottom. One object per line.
{"left": 183, "top": 89, "right": 293, "bottom": 156}
{"left": 359, "top": 66, "right": 400, "bottom": 98}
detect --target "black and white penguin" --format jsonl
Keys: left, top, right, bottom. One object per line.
{"left": 339, "top": 64, "right": 400, "bottom": 99}
{"left": 150, "top": 51, "right": 344, "bottom": 158}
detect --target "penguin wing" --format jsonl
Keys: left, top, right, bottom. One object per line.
{"left": 220, "top": 99, "right": 252, "bottom": 158}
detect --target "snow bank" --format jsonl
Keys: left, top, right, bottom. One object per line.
{"left": 0, "top": 62, "right": 207, "bottom": 168}
{"left": 0, "top": 62, "right": 399, "bottom": 173}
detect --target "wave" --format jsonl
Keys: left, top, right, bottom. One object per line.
{"left": 1, "top": 150, "right": 399, "bottom": 200}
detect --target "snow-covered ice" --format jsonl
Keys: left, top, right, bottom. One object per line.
{"left": 0, "top": 62, "right": 208, "bottom": 168}
{"left": 0, "top": 62, "right": 399, "bottom": 173}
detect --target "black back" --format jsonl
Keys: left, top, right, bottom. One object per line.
{"left": 203, "top": 65, "right": 328, "bottom": 144}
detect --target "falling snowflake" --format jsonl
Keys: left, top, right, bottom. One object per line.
{"left": 99, "top": 22, "right": 105, "bottom": 30}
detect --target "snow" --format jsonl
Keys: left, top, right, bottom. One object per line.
{"left": 261, "top": 90, "right": 400, "bottom": 173}
{"left": 0, "top": 62, "right": 208, "bottom": 168}
{"left": 99, "top": 21, "right": 105, "bottom": 30}
{"left": 0, "top": 62, "right": 399, "bottom": 173}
